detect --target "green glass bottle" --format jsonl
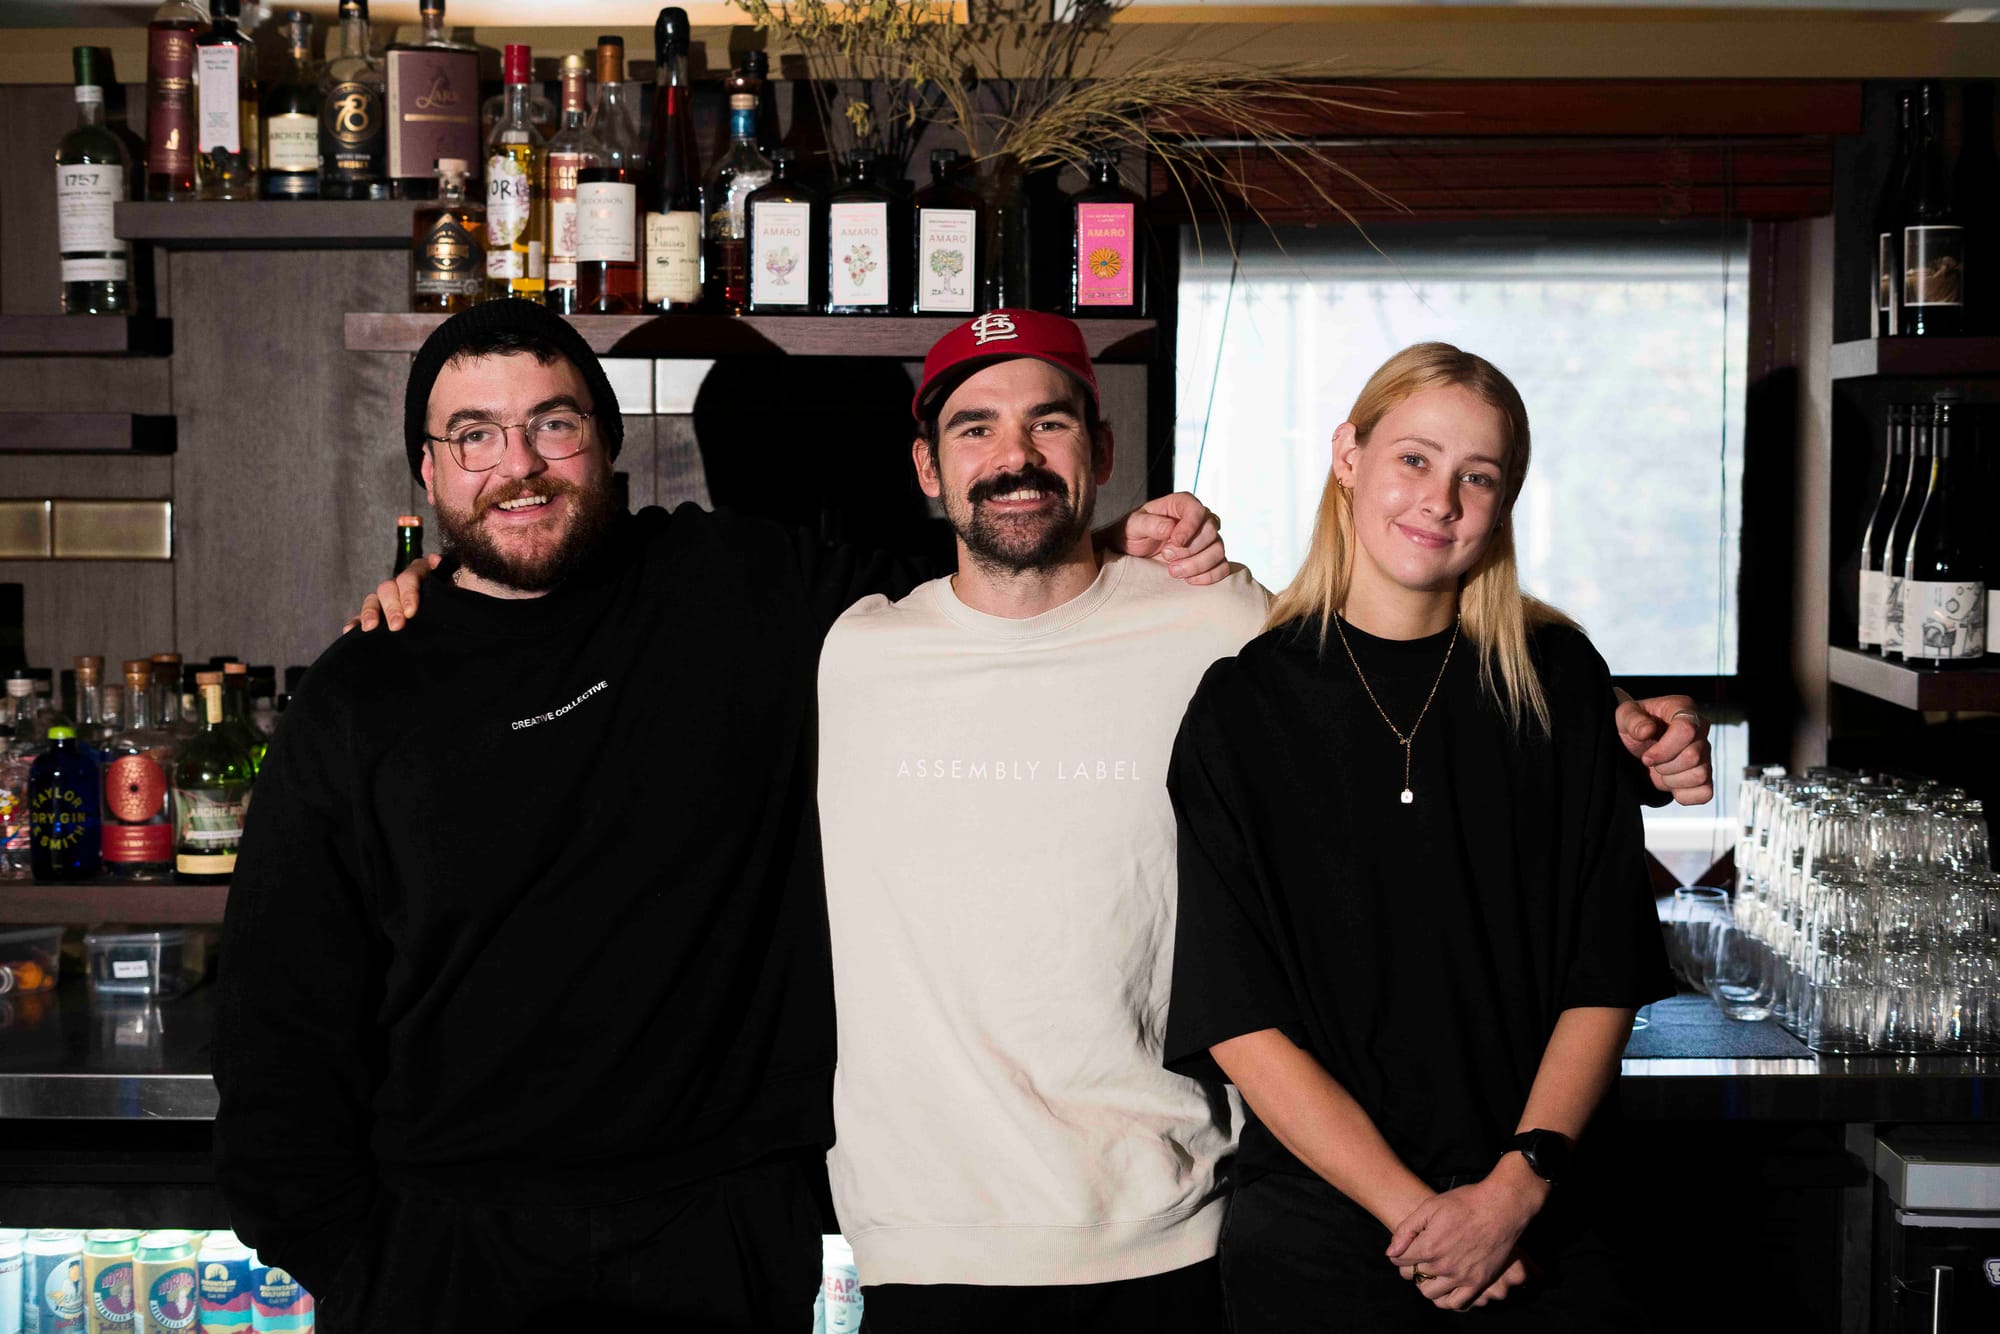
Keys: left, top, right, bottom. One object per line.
{"left": 172, "top": 673, "right": 252, "bottom": 883}
{"left": 394, "top": 513, "right": 424, "bottom": 579}
{"left": 56, "top": 45, "right": 134, "bottom": 315}
{"left": 219, "top": 663, "right": 265, "bottom": 775}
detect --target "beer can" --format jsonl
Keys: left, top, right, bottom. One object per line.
{"left": 194, "top": 1233, "right": 253, "bottom": 1334}
{"left": 80, "top": 1232, "right": 137, "bottom": 1334}
{"left": 130, "top": 1233, "right": 194, "bottom": 1334}
{"left": 24, "top": 1229, "right": 84, "bottom": 1334}
{"left": 0, "top": 1227, "right": 26, "bottom": 1334}
{"left": 249, "top": 1260, "right": 313, "bottom": 1333}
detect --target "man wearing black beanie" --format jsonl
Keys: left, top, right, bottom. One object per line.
{"left": 213, "top": 299, "right": 1232, "bottom": 1331}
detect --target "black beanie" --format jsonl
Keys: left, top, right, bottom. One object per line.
{"left": 402, "top": 299, "right": 624, "bottom": 480}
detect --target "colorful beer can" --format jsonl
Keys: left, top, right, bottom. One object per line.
{"left": 130, "top": 1234, "right": 194, "bottom": 1334}
{"left": 248, "top": 1261, "right": 313, "bottom": 1333}
{"left": 80, "top": 1232, "right": 137, "bottom": 1334}
{"left": 0, "top": 1228, "right": 25, "bottom": 1334}
{"left": 24, "top": 1229, "right": 84, "bottom": 1334}
{"left": 194, "top": 1234, "right": 252, "bottom": 1334}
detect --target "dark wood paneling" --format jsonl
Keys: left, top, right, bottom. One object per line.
{"left": 0, "top": 316, "right": 170, "bottom": 355}
{"left": 1829, "top": 336, "right": 2000, "bottom": 380}
{"left": 1827, "top": 647, "right": 2000, "bottom": 711}
{"left": 116, "top": 201, "right": 423, "bottom": 249}
{"left": 0, "top": 356, "right": 171, "bottom": 413}
{"left": 0, "top": 558, "right": 177, "bottom": 670}
{"left": 0, "top": 456, "right": 172, "bottom": 498}
{"left": 0, "top": 413, "right": 174, "bottom": 454}
{"left": 0, "top": 882, "right": 227, "bottom": 925}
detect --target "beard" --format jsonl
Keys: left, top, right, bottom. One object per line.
{"left": 435, "top": 471, "right": 621, "bottom": 594}
{"left": 949, "top": 464, "right": 1096, "bottom": 574}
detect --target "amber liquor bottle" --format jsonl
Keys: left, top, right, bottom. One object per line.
{"left": 411, "top": 159, "right": 483, "bottom": 312}
{"left": 144, "top": 0, "right": 206, "bottom": 200}
{"left": 385, "top": 0, "right": 479, "bottom": 201}
{"left": 577, "top": 36, "right": 644, "bottom": 314}
{"left": 319, "top": 0, "right": 387, "bottom": 200}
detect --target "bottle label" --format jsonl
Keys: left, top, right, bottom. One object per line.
{"left": 576, "top": 181, "right": 637, "bottom": 263}
{"left": 1903, "top": 225, "right": 1964, "bottom": 309}
{"left": 55, "top": 163, "right": 128, "bottom": 279}
{"left": 322, "top": 80, "right": 385, "bottom": 177}
{"left": 386, "top": 48, "right": 479, "bottom": 179}
{"left": 1076, "top": 201, "right": 1136, "bottom": 307}
{"left": 1883, "top": 574, "right": 1906, "bottom": 654}
{"left": 1858, "top": 567, "right": 1888, "bottom": 650}
{"left": 916, "top": 207, "right": 976, "bottom": 314}
{"left": 416, "top": 216, "right": 484, "bottom": 296}
{"left": 266, "top": 112, "right": 319, "bottom": 173}
{"left": 196, "top": 44, "right": 241, "bottom": 154}
{"left": 1876, "top": 232, "right": 1896, "bottom": 329}
{"left": 175, "top": 785, "right": 246, "bottom": 873}
{"left": 750, "top": 200, "right": 811, "bottom": 307}
{"left": 30, "top": 779, "right": 93, "bottom": 855}
{"left": 644, "top": 210, "right": 702, "bottom": 304}
{"left": 829, "top": 201, "right": 888, "bottom": 307}
{"left": 548, "top": 151, "right": 585, "bottom": 286}
{"left": 1902, "top": 579, "right": 1986, "bottom": 660}
{"left": 106, "top": 753, "right": 169, "bottom": 823}
{"left": 486, "top": 152, "right": 533, "bottom": 246}
{"left": 146, "top": 25, "right": 197, "bottom": 176}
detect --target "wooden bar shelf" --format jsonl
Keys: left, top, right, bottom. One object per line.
{"left": 1826, "top": 647, "right": 2000, "bottom": 711}
{"left": 0, "top": 414, "right": 175, "bottom": 455}
{"left": 346, "top": 312, "right": 1158, "bottom": 361}
{"left": 0, "top": 882, "right": 228, "bottom": 926}
{"left": 1829, "top": 337, "right": 2000, "bottom": 381}
{"left": 116, "top": 201, "right": 421, "bottom": 249}
{"left": 0, "top": 317, "right": 170, "bottom": 356}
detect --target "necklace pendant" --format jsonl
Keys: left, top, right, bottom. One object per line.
{"left": 1400, "top": 787, "right": 1414, "bottom": 805}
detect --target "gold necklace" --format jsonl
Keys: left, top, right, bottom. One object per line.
{"left": 1331, "top": 611, "right": 1460, "bottom": 805}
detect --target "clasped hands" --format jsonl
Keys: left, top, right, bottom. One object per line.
{"left": 1385, "top": 1155, "right": 1549, "bottom": 1312}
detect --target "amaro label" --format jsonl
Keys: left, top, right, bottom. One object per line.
{"left": 1076, "top": 202, "right": 1135, "bottom": 307}
{"left": 916, "top": 207, "right": 975, "bottom": 313}
{"left": 829, "top": 201, "right": 888, "bottom": 307}
{"left": 750, "top": 201, "right": 810, "bottom": 306}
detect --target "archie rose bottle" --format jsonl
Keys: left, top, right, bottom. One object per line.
{"left": 173, "top": 673, "right": 252, "bottom": 883}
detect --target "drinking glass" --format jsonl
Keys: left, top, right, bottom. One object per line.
{"left": 1674, "top": 888, "right": 1730, "bottom": 994}
{"left": 1709, "top": 920, "right": 1770, "bottom": 1020}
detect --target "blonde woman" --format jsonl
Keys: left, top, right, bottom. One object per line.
{"left": 1163, "top": 344, "right": 1673, "bottom": 1330}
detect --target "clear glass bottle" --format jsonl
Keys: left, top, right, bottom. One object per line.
{"left": 1899, "top": 82, "right": 1962, "bottom": 337}
{"left": 195, "top": 0, "right": 258, "bottom": 200}
{"left": 578, "top": 35, "right": 643, "bottom": 314}
{"left": 73, "top": 655, "right": 115, "bottom": 749}
{"left": 102, "top": 658, "right": 178, "bottom": 881}
{"left": 705, "top": 93, "right": 772, "bottom": 315}
{"left": 385, "top": 0, "right": 479, "bottom": 201}
{"left": 411, "top": 157, "right": 483, "bottom": 312}
{"left": 57, "top": 45, "right": 134, "bottom": 315}
{"left": 1902, "top": 393, "right": 1984, "bottom": 665}
{"left": 149, "top": 653, "right": 193, "bottom": 742}
{"left": 745, "top": 148, "right": 819, "bottom": 315}
{"left": 1871, "top": 93, "right": 1914, "bottom": 339}
{"left": 173, "top": 673, "right": 252, "bottom": 883}
{"left": 0, "top": 676, "right": 39, "bottom": 879}
{"left": 1068, "top": 148, "right": 1146, "bottom": 317}
{"left": 318, "top": 0, "right": 386, "bottom": 201}
{"left": 30, "top": 725, "right": 101, "bottom": 882}
{"left": 486, "top": 43, "right": 547, "bottom": 302}
{"left": 912, "top": 148, "right": 980, "bottom": 316}
{"left": 824, "top": 151, "right": 896, "bottom": 316}
{"left": 545, "top": 53, "right": 603, "bottom": 314}
{"left": 144, "top": 0, "right": 206, "bottom": 202}
{"left": 643, "top": 7, "right": 703, "bottom": 313}
{"left": 261, "top": 9, "right": 319, "bottom": 200}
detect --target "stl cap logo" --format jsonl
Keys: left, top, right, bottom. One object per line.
{"left": 969, "top": 312, "right": 1019, "bottom": 346}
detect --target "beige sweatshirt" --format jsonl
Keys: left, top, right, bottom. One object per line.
{"left": 818, "top": 554, "right": 1272, "bottom": 1287}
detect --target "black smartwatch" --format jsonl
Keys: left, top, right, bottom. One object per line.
{"left": 1507, "top": 1130, "right": 1570, "bottom": 1185}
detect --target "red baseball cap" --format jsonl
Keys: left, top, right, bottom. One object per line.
{"left": 912, "top": 309, "right": 1099, "bottom": 423}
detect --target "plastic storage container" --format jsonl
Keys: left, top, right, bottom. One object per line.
{"left": 0, "top": 925, "right": 62, "bottom": 994}
{"left": 83, "top": 929, "right": 202, "bottom": 998}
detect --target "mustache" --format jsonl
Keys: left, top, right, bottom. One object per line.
{"left": 967, "top": 467, "right": 1069, "bottom": 507}
{"left": 474, "top": 478, "right": 581, "bottom": 519}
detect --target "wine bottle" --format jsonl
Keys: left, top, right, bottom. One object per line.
{"left": 1882, "top": 404, "right": 1934, "bottom": 659}
{"left": 1871, "top": 92, "right": 1914, "bottom": 339}
{"left": 55, "top": 45, "right": 133, "bottom": 316}
{"left": 825, "top": 151, "right": 897, "bottom": 315}
{"left": 1902, "top": 393, "right": 1985, "bottom": 664}
{"left": 485, "top": 43, "right": 547, "bottom": 303}
{"left": 544, "top": 54, "right": 602, "bottom": 314}
{"left": 643, "top": 7, "right": 704, "bottom": 313}
{"left": 261, "top": 10, "right": 320, "bottom": 200}
{"left": 319, "top": 0, "right": 387, "bottom": 200}
{"left": 195, "top": 0, "right": 259, "bottom": 200}
{"left": 1857, "top": 403, "right": 1912, "bottom": 653}
{"left": 384, "top": 0, "right": 479, "bottom": 202}
{"left": 745, "top": 148, "right": 819, "bottom": 314}
{"left": 411, "top": 162, "right": 482, "bottom": 312}
{"left": 173, "top": 673, "right": 252, "bottom": 883}
{"left": 393, "top": 513, "right": 425, "bottom": 577}
{"left": 1900, "top": 82, "right": 1963, "bottom": 337}
{"left": 912, "top": 148, "right": 980, "bottom": 316}
{"left": 144, "top": 0, "right": 206, "bottom": 201}
{"left": 705, "top": 93, "right": 773, "bottom": 315}
{"left": 1068, "top": 148, "right": 1146, "bottom": 317}
{"left": 577, "top": 36, "right": 644, "bottom": 314}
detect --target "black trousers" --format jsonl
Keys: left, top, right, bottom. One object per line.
{"left": 317, "top": 1154, "right": 823, "bottom": 1334}
{"left": 864, "top": 1256, "right": 1226, "bottom": 1334}
{"left": 1219, "top": 1171, "right": 1660, "bottom": 1333}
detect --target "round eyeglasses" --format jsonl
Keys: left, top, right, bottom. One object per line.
{"left": 424, "top": 410, "right": 594, "bottom": 473}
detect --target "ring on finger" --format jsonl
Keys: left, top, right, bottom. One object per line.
{"left": 1412, "top": 1268, "right": 1438, "bottom": 1283}
{"left": 1670, "top": 709, "right": 1702, "bottom": 726}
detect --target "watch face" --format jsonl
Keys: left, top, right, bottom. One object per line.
{"left": 1517, "top": 1130, "right": 1569, "bottom": 1183}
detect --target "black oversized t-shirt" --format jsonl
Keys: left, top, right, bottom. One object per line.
{"left": 1162, "top": 616, "right": 1673, "bottom": 1184}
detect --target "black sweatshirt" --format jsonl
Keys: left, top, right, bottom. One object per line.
{"left": 212, "top": 505, "right": 923, "bottom": 1297}
{"left": 1162, "top": 619, "right": 1674, "bottom": 1185}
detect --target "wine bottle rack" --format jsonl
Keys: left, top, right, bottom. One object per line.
{"left": 1826, "top": 647, "right": 2000, "bottom": 711}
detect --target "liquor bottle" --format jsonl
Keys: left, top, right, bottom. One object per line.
{"left": 221, "top": 661, "right": 265, "bottom": 773}
{"left": 73, "top": 655, "right": 114, "bottom": 748}
{"left": 30, "top": 668, "right": 72, "bottom": 737}
{"left": 261, "top": 10, "right": 320, "bottom": 200}
{"left": 29, "top": 726, "right": 101, "bottom": 882}
{"left": 56, "top": 45, "right": 134, "bottom": 316}
{"left": 643, "top": 7, "right": 704, "bottom": 313}
{"left": 195, "top": 0, "right": 258, "bottom": 200}
{"left": 1900, "top": 82, "right": 1963, "bottom": 337}
{"left": 1857, "top": 402, "right": 1912, "bottom": 653}
{"left": 100, "top": 683, "right": 124, "bottom": 735}
{"left": 746, "top": 148, "right": 819, "bottom": 315}
{"left": 720, "top": 50, "right": 776, "bottom": 156}
{"left": 149, "top": 653, "right": 192, "bottom": 741}
{"left": 173, "top": 672, "right": 252, "bottom": 883}
{"left": 1952, "top": 82, "right": 2000, "bottom": 334}
{"left": 1902, "top": 393, "right": 1985, "bottom": 664}
{"left": 101, "top": 658, "right": 177, "bottom": 881}
{"left": 705, "top": 93, "right": 773, "bottom": 315}
{"left": 1883, "top": 403, "right": 1934, "bottom": 659}
{"left": 545, "top": 54, "right": 603, "bottom": 314}
{"left": 384, "top": 0, "right": 479, "bottom": 201}
{"left": 1871, "top": 93, "right": 1914, "bottom": 339}
{"left": 249, "top": 666, "right": 279, "bottom": 737}
{"left": 144, "top": 0, "right": 206, "bottom": 201}
{"left": 393, "top": 513, "right": 425, "bottom": 577}
{"left": 825, "top": 152, "right": 897, "bottom": 315}
{"left": 486, "top": 43, "right": 547, "bottom": 303}
{"left": 0, "top": 676, "right": 38, "bottom": 879}
{"left": 319, "top": 0, "right": 387, "bottom": 201}
{"left": 912, "top": 148, "right": 980, "bottom": 316}
{"left": 1069, "top": 148, "right": 1146, "bottom": 317}
{"left": 410, "top": 158, "right": 483, "bottom": 312}
{"left": 577, "top": 36, "right": 643, "bottom": 314}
